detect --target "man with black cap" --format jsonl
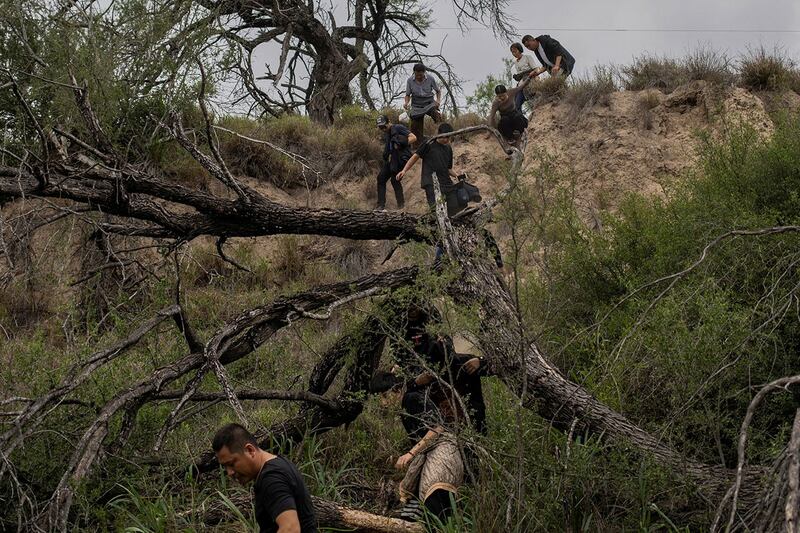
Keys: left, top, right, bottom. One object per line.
{"left": 375, "top": 114, "right": 416, "bottom": 210}
{"left": 404, "top": 63, "right": 442, "bottom": 148}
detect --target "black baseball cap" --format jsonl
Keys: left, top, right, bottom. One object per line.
{"left": 376, "top": 115, "right": 389, "bottom": 127}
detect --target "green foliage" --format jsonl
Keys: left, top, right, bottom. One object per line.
{"left": 466, "top": 58, "right": 514, "bottom": 116}
{"left": 466, "top": 74, "right": 506, "bottom": 116}
{"left": 520, "top": 116, "right": 800, "bottom": 474}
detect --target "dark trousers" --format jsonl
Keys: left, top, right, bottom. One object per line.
{"left": 498, "top": 112, "right": 528, "bottom": 141}
{"left": 409, "top": 108, "right": 442, "bottom": 148}
{"left": 377, "top": 163, "right": 404, "bottom": 209}
{"left": 514, "top": 89, "right": 525, "bottom": 111}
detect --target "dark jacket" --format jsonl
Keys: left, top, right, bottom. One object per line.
{"left": 534, "top": 34, "right": 575, "bottom": 75}
{"left": 383, "top": 124, "right": 413, "bottom": 173}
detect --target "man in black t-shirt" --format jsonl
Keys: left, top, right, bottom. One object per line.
{"left": 396, "top": 122, "right": 464, "bottom": 217}
{"left": 213, "top": 423, "right": 317, "bottom": 533}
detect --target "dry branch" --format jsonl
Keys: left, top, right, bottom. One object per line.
{"left": 191, "top": 490, "right": 422, "bottom": 532}
{"left": 34, "top": 267, "right": 417, "bottom": 529}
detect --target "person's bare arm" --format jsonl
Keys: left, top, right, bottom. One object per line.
{"left": 395, "top": 426, "right": 443, "bottom": 469}
{"left": 396, "top": 153, "right": 420, "bottom": 181}
{"left": 488, "top": 99, "right": 499, "bottom": 129}
{"left": 275, "top": 510, "right": 302, "bottom": 533}
{"left": 407, "top": 132, "right": 417, "bottom": 145}
{"left": 435, "top": 88, "right": 441, "bottom": 108}
{"left": 552, "top": 56, "right": 562, "bottom": 74}
{"left": 404, "top": 94, "right": 411, "bottom": 109}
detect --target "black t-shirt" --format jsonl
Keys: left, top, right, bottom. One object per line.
{"left": 254, "top": 456, "right": 317, "bottom": 533}
{"left": 416, "top": 140, "right": 454, "bottom": 190}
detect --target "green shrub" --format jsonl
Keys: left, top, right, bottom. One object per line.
{"left": 520, "top": 115, "right": 800, "bottom": 475}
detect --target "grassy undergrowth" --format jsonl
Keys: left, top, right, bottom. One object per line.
{"left": 3, "top": 102, "right": 800, "bottom": 531}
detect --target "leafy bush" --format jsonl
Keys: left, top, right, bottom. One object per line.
{"left": 521, "top": 115, "right": 800, "bottom": 472}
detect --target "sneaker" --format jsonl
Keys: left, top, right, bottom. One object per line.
{"left": 376, "top": 206, "right": 386, "bottom": 211}
{"left": 397, "top": 500, "right": 423, "bottom": 522}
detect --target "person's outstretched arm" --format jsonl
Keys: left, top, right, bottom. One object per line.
{"left": 275, "top": 510, "right": 301, "bottom": 533}
{"left": 395, "top": 426, "right": 443, "bottom": 469}
{"left": 396, "top": 153, "right": 420, "bottom": 181}
{"left": 487, "top": 99, "right": 499, "bottom": 129}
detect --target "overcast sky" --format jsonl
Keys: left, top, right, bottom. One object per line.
{"left": 241, "top": 0, "right": 800, "bottom": 113}
{"left": 407, "top": 0, "right": 800, "bottom": 104}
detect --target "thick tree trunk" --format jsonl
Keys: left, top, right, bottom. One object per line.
{"left": 194, "top": 490, "right": 422, "bottom": 532}
{"left": 438, "top": 217, "right": 763, "bottom": 507}
{"left": 0, "top": 167, "right": 428, "bottom": 242}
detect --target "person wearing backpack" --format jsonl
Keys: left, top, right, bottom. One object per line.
{"left": 375, "top": 114, "right": 416, "bottom": 210}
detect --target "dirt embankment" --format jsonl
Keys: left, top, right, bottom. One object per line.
{"left": 264, "top": 83, "right": 793, "bottom": 223}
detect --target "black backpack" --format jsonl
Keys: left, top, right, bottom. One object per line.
{"left": 455, "top": 174, "right": 482, "bottom": 208}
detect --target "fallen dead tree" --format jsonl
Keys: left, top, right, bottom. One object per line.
{"left": 0, "top": 67, "right": 783, "bottom": 530}
{"left": 186, "top": 490, "right": 423, "bottom": 533}
{"left": 1, "top": 266, "right": 416, "bottom": 531}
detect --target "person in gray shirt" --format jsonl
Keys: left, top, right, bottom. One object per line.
{"left": 404, "top": 63, "right": 442, "bottom": 148}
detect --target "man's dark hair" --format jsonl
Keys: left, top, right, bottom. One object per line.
{"left": 413, "top": 62, "right": 426, "bottom": 72}
{"left": 521, "top": 35, "right": 535, "bottom": 44}
{"left": 510, "top": 42, "right": 523, "bottom": 53}
{"left": 212, "top": 423, "right": 259, "bottom": 453}
{"left": 437, "top": 123, "right": 453, "bottom": 134}
{"left": 494, "top": 84, "right": 507, "bottom": 95}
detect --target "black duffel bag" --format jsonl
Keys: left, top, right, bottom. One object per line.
{"left": 455, "top": 173, "right": 482, "bottom": 208}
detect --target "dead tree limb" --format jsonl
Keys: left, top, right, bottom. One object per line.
{"left": 189, "top": 490, "right": 423, "bottom": 532}
{"left": 152, "top": 389, "right": 340, "bottom": 411}
{"left": 712, "top": 375, "right": 800, "bottom": 532}
{"left": 0, "top": 305, "right": 180, "bottom": 468}
{"left": 35, "top": 266, "right": 417, "bottom": 530}
{"left": 432, "top": 175, "right": 763, "bottom": 514}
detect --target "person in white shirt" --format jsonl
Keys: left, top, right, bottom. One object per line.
{"left": 510, "top": 42, "right": 537, "bottom": 110}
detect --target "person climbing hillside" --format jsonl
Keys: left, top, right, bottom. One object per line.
{"left": 404, "top": 63, "right": 442, "bottom": 148}
{"left": 510, "top": 42, "right": 538, "bottom": 111}
{"left": 396, "top": 123, "right": 464, "bottom": 216}
{"left": 522, "top": 34, "right": 576, "bottom": 78}
{"left": 375, "top": 114, "right": 416, "bottom": 210}
{"left": 488, "top": 72, "right": 536, "bottom": 144}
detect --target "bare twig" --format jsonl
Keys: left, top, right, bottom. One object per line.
{"left": 713, "top": 375, "right": 800, "bottom": 532}
{"left": 785, "top": 409, "right": 800, "bottom": 533}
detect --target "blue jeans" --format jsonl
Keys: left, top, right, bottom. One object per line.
{"left": 515, "top": 90, "right": 525, "bottom": 111}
